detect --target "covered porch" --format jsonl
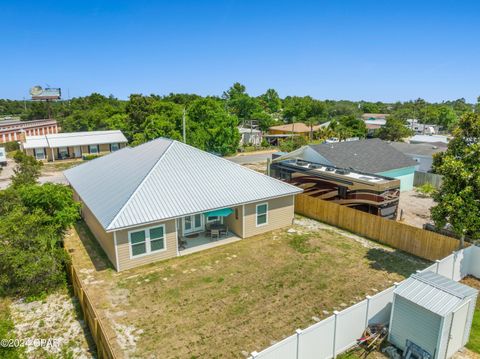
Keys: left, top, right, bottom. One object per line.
{"left": 177, "top": 207, "right": 242, "bottom": 254}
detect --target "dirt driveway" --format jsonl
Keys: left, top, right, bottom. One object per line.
{"left": 397, "top": 190, "right": 435, "bottom": 228}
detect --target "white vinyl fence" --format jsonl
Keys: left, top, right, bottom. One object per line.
{"left": 250, "top": 246, "right": 480, "bottom": 359}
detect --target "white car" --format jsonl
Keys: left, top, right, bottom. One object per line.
{"left": 0, "top": 147, "right": 7, "bottom": 166}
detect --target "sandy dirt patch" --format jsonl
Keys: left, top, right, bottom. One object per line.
{"left": 10, "top": 291, "right": 95, "bottom": 358}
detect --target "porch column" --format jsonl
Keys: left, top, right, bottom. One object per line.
{"left": 51, "top": 148, "right": 55, "bottom": 162}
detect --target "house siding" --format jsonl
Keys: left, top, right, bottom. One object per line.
{"left": 243, "top": 195, "right": 295, "bottom": 238}
{"left": 74, "top": 191, "right": 117, "bottom": 269}
{"left": 377, "top": 166, "right": 416, "bottom": 192}
{"left": 224, "top": 205, "right": 244, "bottom": 237}
{"left": 115, "top": 219, "right": 178, "bottom": 271}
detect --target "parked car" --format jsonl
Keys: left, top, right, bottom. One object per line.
{"left": 0, "top": 147, "right": 7, "bottom": 166}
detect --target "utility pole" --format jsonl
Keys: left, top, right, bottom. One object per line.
{"left": 182, "top": 107, "right": 186, "bottom": 143}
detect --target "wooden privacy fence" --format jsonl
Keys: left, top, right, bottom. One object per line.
{"left": 295, "top": 194, "right": 459, "bottom": 260}
{"left": 67, "top": 263, "right": 119, "bottom": 359}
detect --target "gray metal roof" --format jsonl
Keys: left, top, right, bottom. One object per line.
{"left": 309, "top": 138, "right": 418, "bottom": 173}
{"left": 395, "top": 271, "right": 478, "bottom": 317}
{"left": 23, "top": 130, "right": 127, "bottom": 149}
{"left": 64, "top": 138, "right": 302, "bottom": 231}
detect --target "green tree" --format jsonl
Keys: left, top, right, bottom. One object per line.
{"left": 0, "top": 184, "right": 80, "bottom": 297}
{"left": 431, "top": 112, "right": 480, "bottom": 247}
{"left": 187, "top": 98, "right": 240, "bottom": 155}
{"left": 437, "top": 106, "right": 458, "bottom": 130}
{"left": 377, "top": 118, "right": 414, "bottom": 141}
{"left": 279, "top": 135, "right": 308, "bottom": 152}
{"left": 337, "top": 115, "right": 367, "bottom": 138}
{"left": 223, "top": 83, "right": 262, "bottom": 126}
{"left": 259, "top": 89, "right": 282, "bottom": 113}
{"left": 11, "top": 151, "right": 42, "bottom": 187}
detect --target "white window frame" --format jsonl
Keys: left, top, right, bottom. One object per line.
{"left": 256, "top": 203, "right": 268, "bottom": 227}
{"left": 34, "top": 147, "right": 46, "bottom": 160}
{"left": 128, "top": 224, "right": 167, "bottom": 259}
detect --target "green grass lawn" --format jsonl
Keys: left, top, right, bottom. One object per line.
{"left": 466, "top": 302, "right": 480, "bottom": 352}
{"left": 0, "top": 298, "right": 24, "bottom": 359}
{"left": 65, "top": 217, "right": 428, "bottom": 358}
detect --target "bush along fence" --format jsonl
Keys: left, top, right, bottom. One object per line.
{"left": 249, "top": 245, "right": 480, "bottom": 359}
{"left": 66, "top": 262, "right": 119, "bottom": 359}
{"left": 414, "top": 171, "right": 443, "bottom": 189}
{"left": 294, "top": 194, "right": 459, "bottom": 261}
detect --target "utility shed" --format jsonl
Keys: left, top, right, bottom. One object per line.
{"left": 389, "top": 271, "right": 478, "bottom": 359}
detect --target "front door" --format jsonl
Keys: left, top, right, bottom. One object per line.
{"left": 73, "top": 146, "right": 81, "bottom": 158}
{"left": 183, "top": 214, "right": 204, "bottom": 235}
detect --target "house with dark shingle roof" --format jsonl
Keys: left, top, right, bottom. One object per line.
{"left": 279, "top": 139, "right": 418, "bottom": 191}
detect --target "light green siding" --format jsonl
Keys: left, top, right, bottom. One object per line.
{"left": 377, "top": 166, "right": 416, "bottom": 192}
{"left": 389, "top": 296, "right": 441, "bottom": 357}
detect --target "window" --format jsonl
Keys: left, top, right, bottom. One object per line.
{"left": 110, "top": 143, "right": 120, "bottom": 152}
{"left": 130, "top": 230, "right": 147, "bottom": 256}
{"left": 89, "top": 145, "right": 99, "bottom": 154}
{"left": 58, "top": 147, "right": 68, "bottom": 159}
{"left": 129, "top": 225, "right": 166, "bottom": 258}
{"left": 149, "top": 227, "right": 165, "bottom": 251}
{"left": 256, "top": 203, "right": 268, "bottom": 226}
{"left": 34, "top": 148, "right": 45, "bottom": 160}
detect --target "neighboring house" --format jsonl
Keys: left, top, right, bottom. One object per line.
{"left": 409, "top": 134, "right": 450, "bottom": 147}
{"left": 238, "top": 127, "right": 262, "bottom": 146}
{"left": 281, "top": 138, "right": 418, "bottom": 191}
{"left": 21, "top": 130, "right": 128, "bottom": 161}
{"left": 361, "top": 114, "right": 387, "bottom": 136}
{"left": 268, "top": 122, "right": 323, "bottom": 138}
{"left": 64, "top": 138, "right": 302, "bottom": 271}
{"left": 406, "top": 119, "right": 440, "bottom": 135}
{"left": 389, "top": 141, "right": 446, "bottom": 172}
{"left": 361, "top": 113, "right": 388, "bottom": 122}
{"left": 0, "top": 118, "right": 58, "bottom": 143}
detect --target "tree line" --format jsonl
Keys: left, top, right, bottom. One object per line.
{"left": 1, "top": 84, "right": 479, "bottom": 154}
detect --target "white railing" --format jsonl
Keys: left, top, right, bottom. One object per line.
{"left": 250, "top": 246, "right": 480, "bottom": 359}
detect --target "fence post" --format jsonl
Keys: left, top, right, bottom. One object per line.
{"left": 296, "top": 329, "right": 302, "bottom": 359}
{"left": 332, "top": 311, "right": 339, "bottom": 359}
{"left": 452, "top": 251, "right": 457, "bottom": 280}
{"left": 435, "top": 259, "right": 441, "bottom": 274}
{"left": 364, "top": 296, "right": 371, "bottom": 328}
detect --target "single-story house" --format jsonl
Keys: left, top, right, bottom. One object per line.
{"left": 269, "top": 122, "right": 323, "bottom": 138}
{"left": 64, "top": 138, "right": 302, "bottom": 271}
{"left": 409, "top": 134, "right": 450, "bottom": 147}
{"left": 277, "top": 138, "right": 418, "bottom": 191}
{"left": 238, "top": 126, "right": 262, "bottom": 146}
{"left": 361, "top": 113, "right": 388, "bottom": 122}
{"left": 21, "top": 130, "right": 128, "bottom": 161}
{"left": 389, "top": 141, "right": 446, "bottom": 172}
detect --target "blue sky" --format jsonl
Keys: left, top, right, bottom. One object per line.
{"left": 1, "top": 0, "right": 479, "bottom": 102}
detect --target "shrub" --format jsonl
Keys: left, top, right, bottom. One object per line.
{"left": 0, "top": 184, "right": 80, "bottom": 297}
{"left": 11, "top": 151, "right": 42, "bottom": 187}
{"left": 3, "top": 141, "right": 20, "bottom": 153}
{"left": 279, "top": 136, "right": 308, "bottom": 152}
{"left": 82, "top": 154, "right": 99, "bottom": 161}
{"left": 417, "top": 182, "right": 436, "bottom": 197}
